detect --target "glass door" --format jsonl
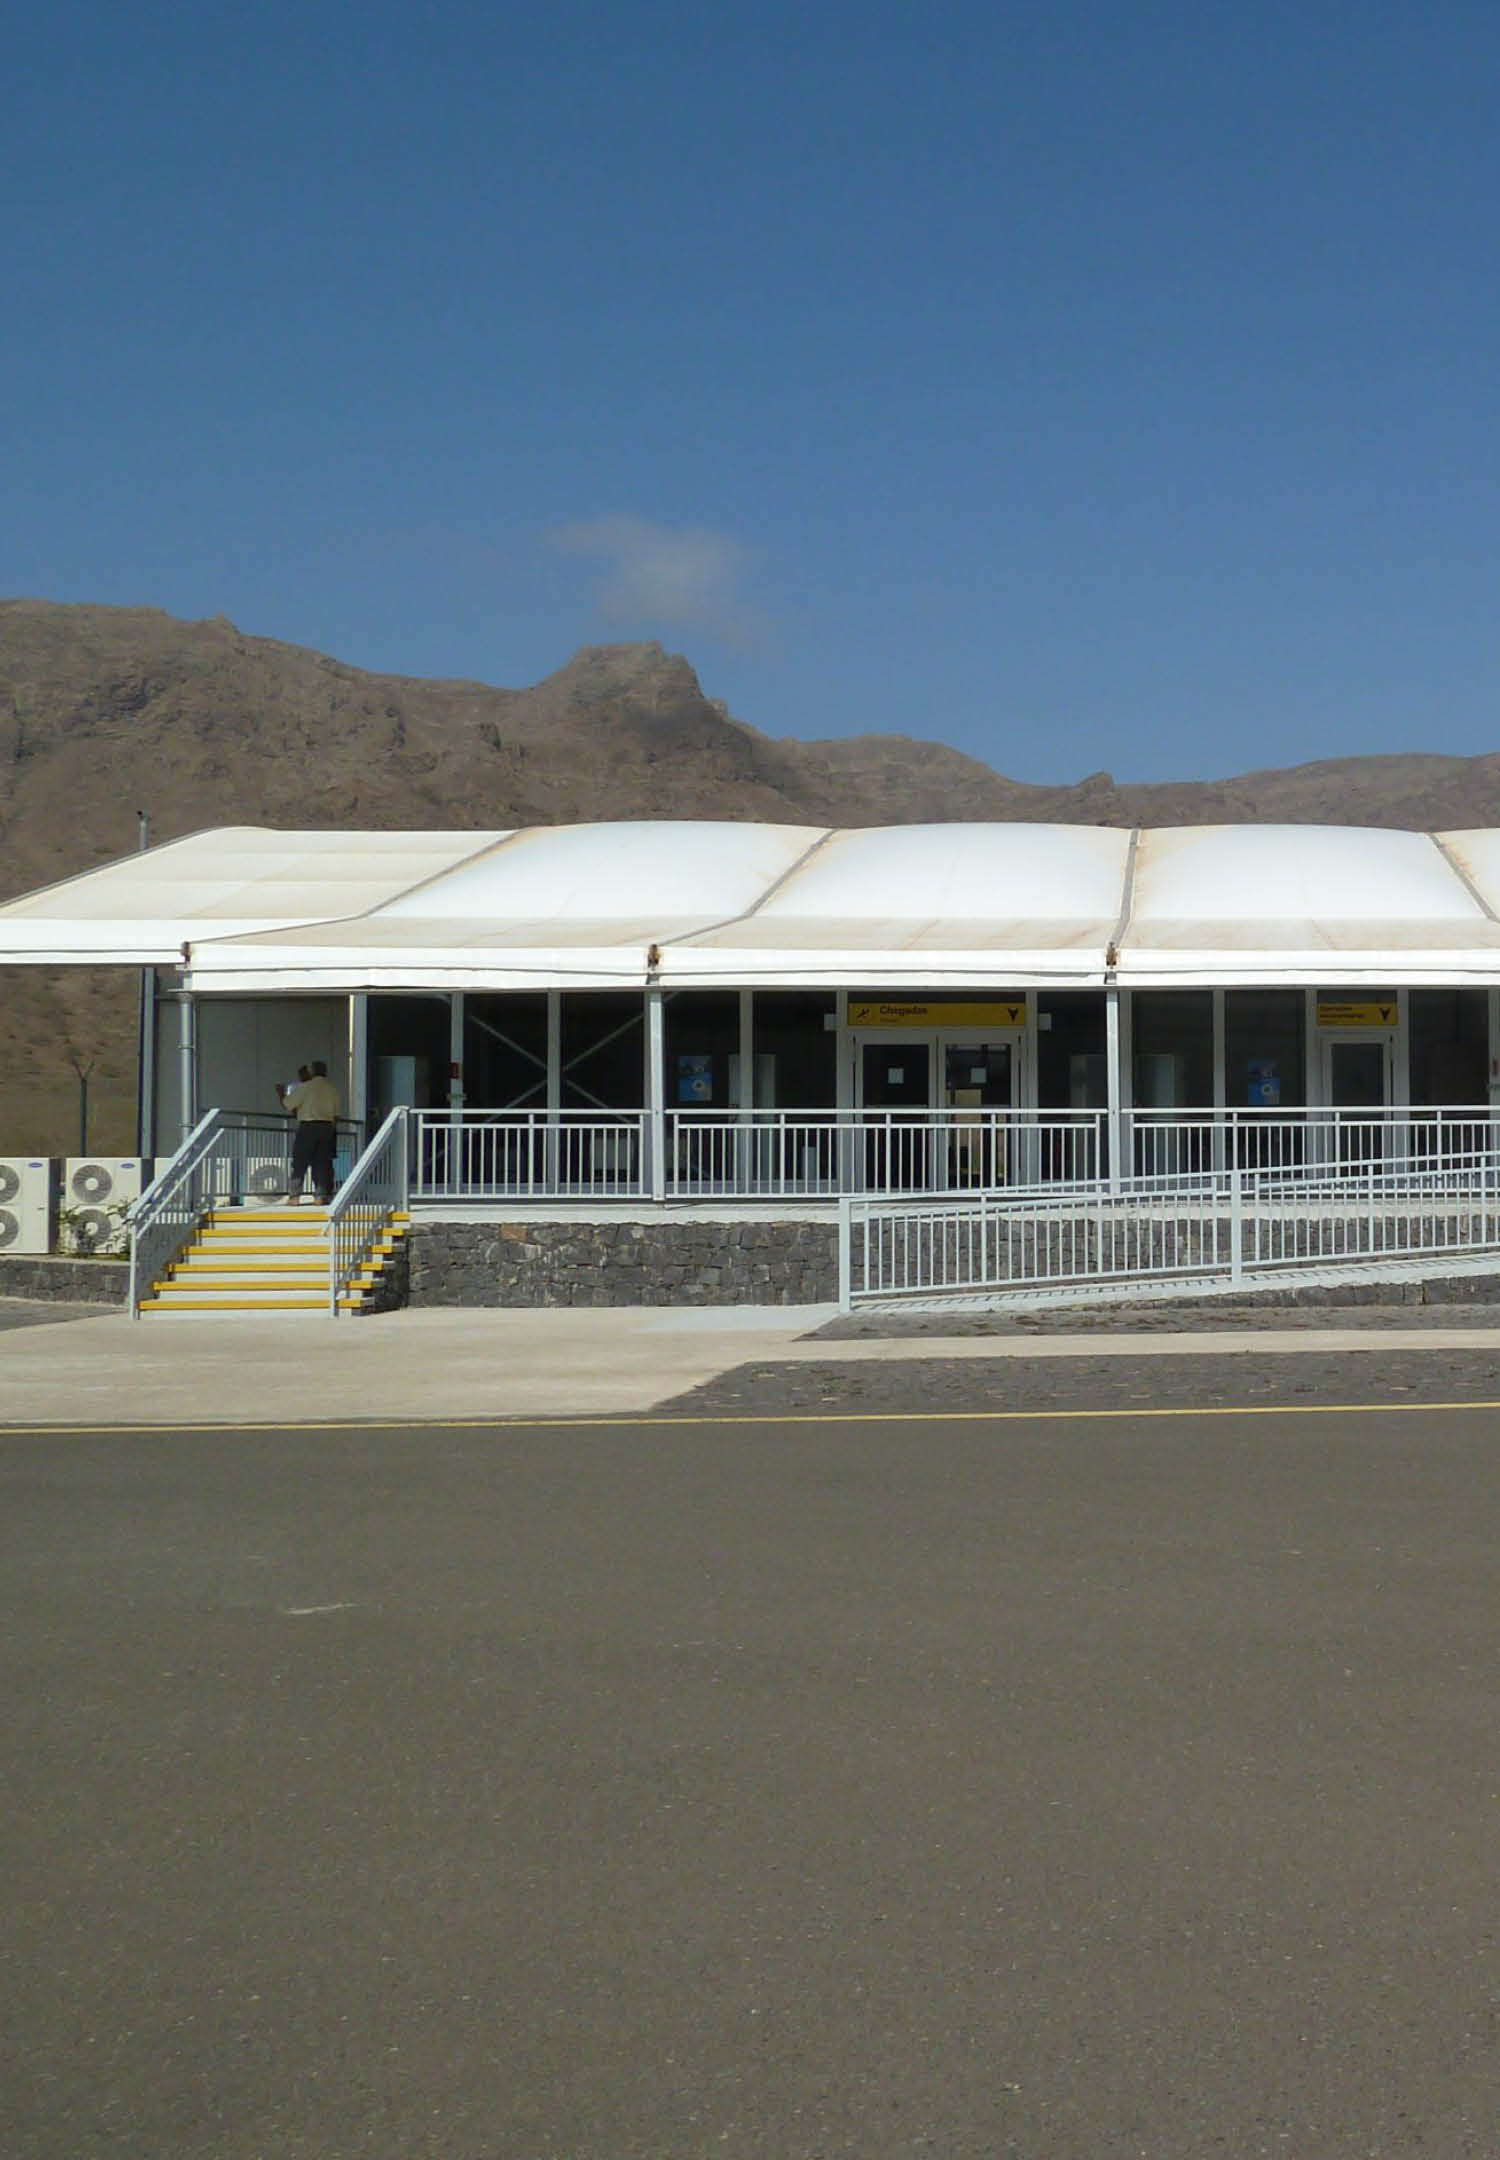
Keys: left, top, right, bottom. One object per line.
{"left": 942, "top": 1038, "right": 1019, "bottom": 1186}
{"left": 1321, "top": 1034, "right": 1393, "bottom": 1164}
{"left": 857, "top": 1039, "right": 932, "bottom": 1189}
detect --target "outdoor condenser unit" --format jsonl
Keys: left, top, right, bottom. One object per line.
{"left": 60, "top": 1157, "right": 147, "bottom": 1256}
{"left": 0, "top": 1158, "right": 53, "bottom": 1255}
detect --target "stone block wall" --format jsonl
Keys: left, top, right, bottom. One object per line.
{"left": 0, "top": 1256, "right": 129, "bottom": 1306}
{"left": 407, "top": 1219, "right": 840, "bottom": 1307}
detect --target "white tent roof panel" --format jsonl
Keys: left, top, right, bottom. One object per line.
{"left": 6, "top": 819, "right": 1500, "bottom": 985}
{"left": 737, "top": 822, "right": 1129, "bottom": 923}
{"left": 0, "top": 827, "right": 507, "bottom": 961}
{"left": 376, "top": 820, "right": 826, "bottom": 925}
{"left": 1129, "top": 825, "right": 1489, "bottom": 932}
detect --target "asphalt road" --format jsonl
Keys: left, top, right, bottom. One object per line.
{"left": 5, "top": 1404, "right": 1500, "bottom": 2158}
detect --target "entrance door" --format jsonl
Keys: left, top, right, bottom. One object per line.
{"left": 942, "top": 1039, "right": 1019, "bottom": 1186}
{"left": 1322, "top": 1034, "right": 1393, "bottom": 1163}
{"left": 858, "top": 1040, "right": 932, "bottom": 1189}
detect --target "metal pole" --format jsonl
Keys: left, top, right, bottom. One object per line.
{"left": 136, "top": 810, "right": 155, "bottom": 1159}
{"left": 737, "top": 986, "right": 754, "bottom": 1193}
{"left": 448, "top": 990, "right": 465, "bottom": 1193}
{"left": 1105, "top": 987, "right": 1123, "bottom": 1195}
{"left": 348, "top": 993, "right": 369, "bottom": 1137}
{"left": 70, "top": 1059, "right": 93, "bottom": 1153}
{"left": 178, "top": 992, "right": 196, "bottom": 1144}
{"left": 448, "top": 991, "right": 465, "bottom": 1110}
{"left": 1211, "top": 986, "right": 1226, "bottom": 1182}
{"left": 646, "top": 986, "right": 666, "bottom": 1203}
{"left": 546, "top": 988, "right": 562, "bottom": 1195}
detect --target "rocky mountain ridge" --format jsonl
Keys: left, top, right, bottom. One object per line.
{"left": 3, "top": 597, "right": 1498, "bottom": 1151}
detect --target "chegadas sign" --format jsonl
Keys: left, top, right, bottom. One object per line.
{"left": 1317, "top": 999, "right": 1397, "bottom": 1028}
{"left": 848, "top": 999, "right": 1027, "bottom": 1028}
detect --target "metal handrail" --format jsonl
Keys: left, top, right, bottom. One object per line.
{"left": 326, "top": 1107, "right": 409, "bottom": 1315}
{"left": 128, "top": 1109, "right": 223, "bottom": 1315}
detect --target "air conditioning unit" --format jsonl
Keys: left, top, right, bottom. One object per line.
{"left": 0, "top": 1158, "right": 53, "bottom": 1256}
{"left": 246, "top": 1158, "right": 292, "bottom": 1198}
{"left": 60, "top": 1157, "right": 148, "bottom": 1256}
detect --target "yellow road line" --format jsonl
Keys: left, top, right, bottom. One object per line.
{"left": 3, "top": 1398, "right": 1500, "bottom": 1436}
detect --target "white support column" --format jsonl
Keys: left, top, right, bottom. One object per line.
{"left": 1211, "top": 987, "right": 1226, "bottom": 1175}
{"left": 349, "top": 994, "right": 368, "bottom": 1134}
{"left": 646, "top": 986, "right": 667, "bottom": 1203}
{"left": 1305, "top": 990, "right": 1322, "bottom": 1107}
{"left": 1489, "top": 988, "right": 1500, "bottom": 1124}
{"left": 1105, "top": 986, "right": 1123, "bottom": 1192}
{"left": 1118, "top": 988, "right": 1134, "bottom": 1101}
{"left": 1304, "top": 988, "right": 1324, "bottom": 1167}
{"left": 138, "top": 969, "right": 157, "bottom": 1159}
{"left": 834, "top": 991, "right": 853, "bottom": 1192}
{"left": 178, "top": 991, "right": 196, "bottom": 1144}
{"left": 736, "top": 986, "right": 754, "bottom": 1195}
{"left": 546, "top": 991, "right": 562, "bottom": 1117}
{"left": 1022, "top": 994, "right": 1042, "bottom": 1185}
{"left": 545, "top": 989, "right": 562, "bottom": 1194}
{"left": 737, "top": 988, "right": 754, "bottom": 1107}
{"left": 448, "top": 991, "right": 465, "bottom": 1110}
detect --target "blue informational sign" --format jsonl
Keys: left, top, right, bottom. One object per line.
{"left": 1247, "top": 1057, "right": 1281, "bottom": 1107}
{"left": 678, "top": 1053, "right": 713, "bottom": 1105}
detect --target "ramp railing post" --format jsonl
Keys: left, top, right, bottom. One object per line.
{"left": 1229, "top": 1162, "right": 1244, "bottom": 1285}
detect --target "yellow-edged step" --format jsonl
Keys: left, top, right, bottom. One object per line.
{"left": 140, "top": 1207, "right": 412, "bottom": 1314}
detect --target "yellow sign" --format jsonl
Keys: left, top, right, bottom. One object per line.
{"left": 847, "top": 999, "right": 1027, "bottom": 1029}
{"left": 1317, "top": 1000, "right": 1397, "bottom": 1029}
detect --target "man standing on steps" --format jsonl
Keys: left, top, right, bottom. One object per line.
{"left": 277, "top": 1059, "right": 341, "bottom": 1205}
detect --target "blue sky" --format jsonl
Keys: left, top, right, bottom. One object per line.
{"left": 5, "top": 0, "right": 1498, "bottom": 782}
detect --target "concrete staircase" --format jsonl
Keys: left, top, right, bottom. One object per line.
{"left": 139, "top": 1206, "right": 411, "bottom": 1314}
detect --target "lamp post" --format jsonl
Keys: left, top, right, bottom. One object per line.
{"left": 136, "top": 810, "right": 155, "bottom": 1158}
{"left": 70, "top": 1057, "right": 95, "bottom": 1154}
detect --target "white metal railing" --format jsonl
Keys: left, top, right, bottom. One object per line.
{"left": 1125, "top": 1106, "right": 1499, "bottom": 1182}
{"left": 409, "top": 1106, "right": 1109, "bottom": 1201}
{"left": 327, "top": 1107, "right": 409, "bottom": 1314}
{"left": 404, "top": 1104, "right": 1500, "bottom": 1207}
{"left": 841, "top": 1140, "right": 1500, "bottom": 1307}
{"left": 411, "top": 1110, "right": 649, "bottom": 1200}
{"left": 666, "top": 1108, "right": 1108, "bottom": 1195}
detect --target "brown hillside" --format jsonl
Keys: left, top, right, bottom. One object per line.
{"left": 3, "top": 598, "right": 1498, "bottom": 1151}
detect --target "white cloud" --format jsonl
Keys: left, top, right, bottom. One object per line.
{"left": 552, "top": 515, "right": 757, "bottom": 645}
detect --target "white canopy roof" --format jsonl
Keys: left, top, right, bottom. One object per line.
{"left": 0, "top": 828, "right": 506, "bottom": 964}
{"left": 4, "top": 819, "right": 1500, "bottom": 989}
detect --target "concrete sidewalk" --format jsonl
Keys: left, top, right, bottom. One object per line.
{"left": 0, "top": 1306, "right": 840, "bottom": 1426}
{"left": 7, "top": 1302, "right": 1500, "bottom": 1426}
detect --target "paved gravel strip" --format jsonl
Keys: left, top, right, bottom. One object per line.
{"left": 816, "top": 1297, "right": 1500, "bottom": 1338}
{"left": 660, "top": 1345, "right": 1500, "bottom": 1418}
{"left": 0, "top": 1298, "right": 114, "bottom": 1334}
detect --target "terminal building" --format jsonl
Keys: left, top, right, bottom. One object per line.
{"left": 4, "top": 818, "right": 1500, "bottom": 1193}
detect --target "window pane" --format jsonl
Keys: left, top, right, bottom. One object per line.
{"left": 1225, "top": 991, "right": 1304, "bottom": 1109}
